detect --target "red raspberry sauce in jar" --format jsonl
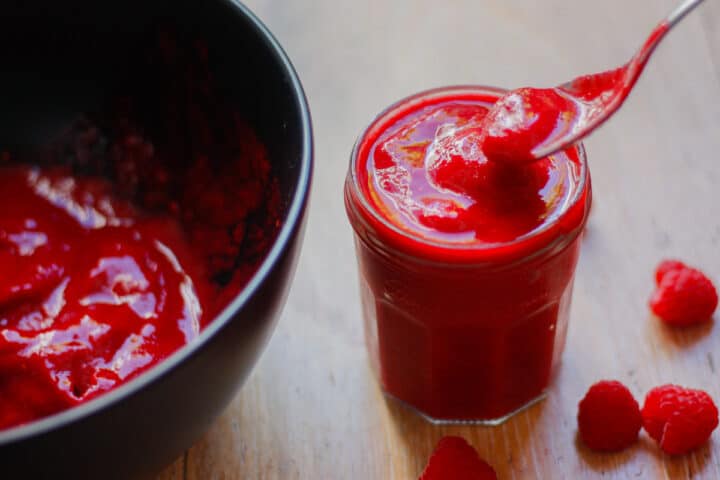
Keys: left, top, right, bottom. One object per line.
{"left": 0, "top": 166, "right": 211, "bottom": 429}
{"left": 345, "top": 86, "right": 591, "bottom": 423}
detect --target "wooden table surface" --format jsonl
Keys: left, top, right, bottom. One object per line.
{"left": 155, "top": 0, "right": 720, "bottom": 478}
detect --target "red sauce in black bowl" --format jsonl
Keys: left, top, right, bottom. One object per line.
{"left": 0, "top": 27, "right": 282, "bottom": 430}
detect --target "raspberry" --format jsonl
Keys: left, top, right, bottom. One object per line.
{"left": 420, "top": 436, "right": 497, "bottom": 480}
{"left": 577, "top": 380, "right": 642, "bottom": 451}
{"left": 641, "top": 384, "right": 718, "bottom": 455}
{"left": 649, "top": 260, "right": 718, "bottom": 326}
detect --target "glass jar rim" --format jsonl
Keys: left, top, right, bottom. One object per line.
{"left": 345, "top": 84, "right": 591, "bottom": 265}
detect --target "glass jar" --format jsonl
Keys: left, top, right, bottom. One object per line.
{"left": 344, "top": 86, "right": 592, "bottom": 424}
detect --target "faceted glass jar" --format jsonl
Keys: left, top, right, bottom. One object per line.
{"left": 344, "top": 86, "right": 592, "bottom": 424}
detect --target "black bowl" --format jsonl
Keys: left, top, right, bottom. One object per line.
{"left": 0, "top": 1, "right": 312, "bottom": 478}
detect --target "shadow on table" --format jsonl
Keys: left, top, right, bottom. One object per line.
{"left": 649, "top": 313, "right": 715, "bottom": 348}
{"left": 576, "top": 432, "right": 711, "bottom": 478}
{"left": 654, "top": 441, "right": 712, "bottom": 478}
{"left": 381, "top": 387, "right": 543, "bottom": 477}
{"left": 574, "top": 431, "right": 643, "bottom": 473}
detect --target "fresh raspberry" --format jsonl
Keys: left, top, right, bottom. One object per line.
{"left": 649, "top": 260, "right": 718, "bottom": 326}
{"left": 577, "top": 380, "right": 642, "bottom": 451}
{"left": 420, "top": 436, "right": 497, "bottom": 480}
{"left": 641, "top": 384, "right": 719, "bottom": 455}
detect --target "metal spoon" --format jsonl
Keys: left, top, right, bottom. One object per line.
{"left": 484, "top": 0, "right": 708, "bottom": 162}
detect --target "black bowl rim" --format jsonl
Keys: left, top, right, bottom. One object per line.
{"left": 0, "top": 0, "right": 313, "bottom": 445}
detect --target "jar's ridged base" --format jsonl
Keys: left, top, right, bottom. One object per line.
{"left": 382, "top": 389, "right": 547, "bottom": 426}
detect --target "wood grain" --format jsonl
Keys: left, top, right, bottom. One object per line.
{"left": 154, "top": 0, "right": 720, "bottom": 478}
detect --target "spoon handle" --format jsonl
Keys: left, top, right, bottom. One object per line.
{"left": 667, "top": 0, "right": 707, "bottom": 27}
{"left": 631, "top": 0, "right": 707, "bottom": 73}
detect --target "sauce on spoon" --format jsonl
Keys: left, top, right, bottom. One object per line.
{"left": 479, "top": 22, "right": 670, "bottom": 164}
